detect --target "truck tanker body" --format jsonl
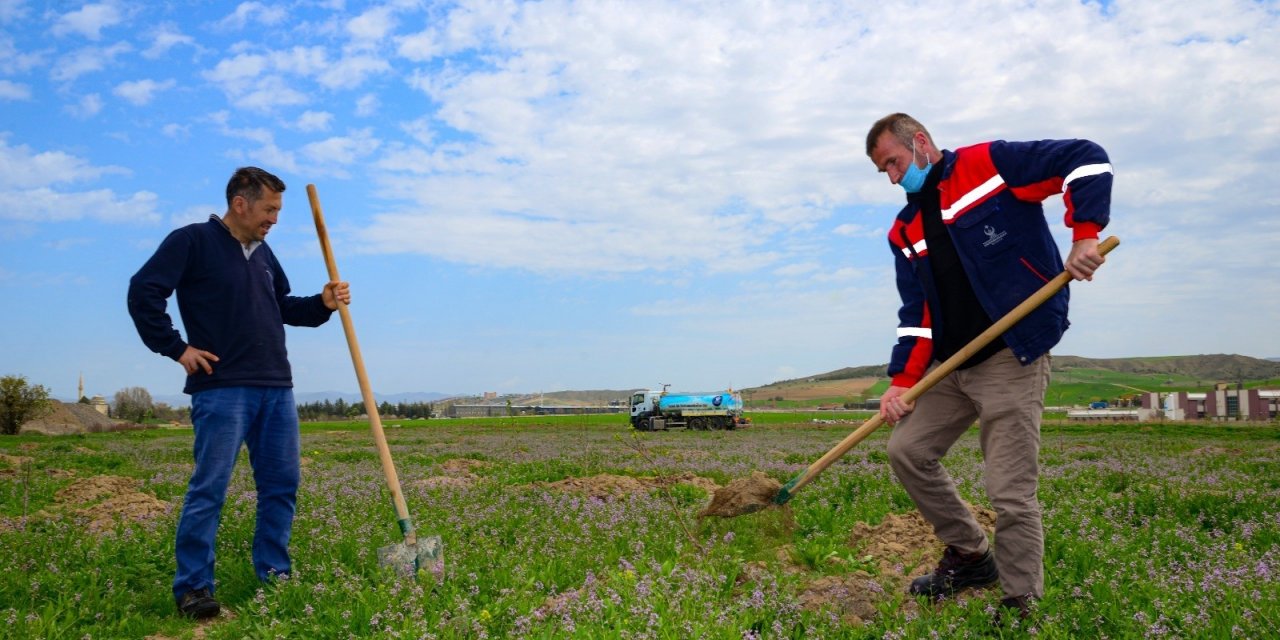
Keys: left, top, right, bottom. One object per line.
{"left": 630, "top": 388, "right": 745, "bottom": 431}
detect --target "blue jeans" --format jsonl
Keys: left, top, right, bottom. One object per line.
{"left": 173, "top": 386, "right": 300, "bottom": 600}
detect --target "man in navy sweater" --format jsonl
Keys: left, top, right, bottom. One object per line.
{"left": 865, "top": 113, "right": 1111, "bottom": 621}
{"left": 128, "top": 167, "right": 350, "bottom": 619}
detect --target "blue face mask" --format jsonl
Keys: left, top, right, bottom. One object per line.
{"left": 899, "top": 140, "right": 932, "bottom": 194}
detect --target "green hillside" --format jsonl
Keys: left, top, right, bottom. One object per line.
{"left": 746, "top": 354, "right": 1280, "bottom": 408}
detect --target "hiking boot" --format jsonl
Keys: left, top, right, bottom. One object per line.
{"left": 909, "top": 545, "right": 998, "bottom": 599}
{"left": 176, "top": 588, "right": 220, "bottom": 620}
{"left": 993, "top": 594, "right": 1036, "bottom": 625}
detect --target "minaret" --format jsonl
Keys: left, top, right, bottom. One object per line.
{"left": 78, "top": 372, "right": 84, "bottom": 401}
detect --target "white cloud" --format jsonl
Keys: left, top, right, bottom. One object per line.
{"left": 217, "top": 2, "right": 287, "bottom": 30}
{"left": 317, "top": 54, "right": 390, "bottom": 89}
{"left": 832, "top": 223, "right": 880, "bottom": 238}
{"left": 268, "top": 46, "right": 328, "bottom": 76}
{"left": 355, "top": 93, "right": 379, "bottom": 116}
{"left": 0, "top": 135, "right": 125, "bottom": 188}
{"left": 357, "top": 0, "right": 1280, "bottom": 290}
{"left": 204, "top": 52, "right": 269, "bottom": 85}
{"left": 51, "top": 2, "right": 122, "bottom": 40}
{"left": 0, "top": 187, "right": 160, "bottom": 222}
{"left": 161, "top": 123, "right": 189, "bottom": 139}
{"left": 296, "top": 110, "right": 333, "bottom": 132}
{"left": 45, "top": 237, "right": 93, "bottom": 251}
{"left": 347, "top": 6, "right": 396, "bottom": 44}
{"left": 143, "top": 23, "right": 197, "bottom": 59}
{"left": 51, "top": 42, "right": 132, "bottom": 82}
{"left": 113, "top": 78, "right": 176, "bottom": 106}
{"left": 64, "top": 92, "right": 103, "bottom": 118}
{"left": 171, "top": 204, "right": 218, "bottom": 227}
{"left": 0, "top": 137, "right": 154, "bottom": 224}
{"left": 773, "top": 262, "right": 820, "bottom": 277}
{"left": 0, "top": 34, "right": 44, "bottom": 73}
{"left": 0, "top": 79, "right": 29, "bottom": 100}
{"left": 0, "top": 0, "right": 29, "bottom": 23}
{"left": 300, "top": 128, "right": 381, "bottom": 166}
{"left": 237, "top": 78, "right": 308, "bottom": 111}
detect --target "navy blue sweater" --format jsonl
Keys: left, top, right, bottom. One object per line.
{"left": 128, "top": 216, "right": 334, "bottom": 394}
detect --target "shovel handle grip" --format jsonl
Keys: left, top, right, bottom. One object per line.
{"left": 776, "top": 236, "right": 1120, "bottom": 504}
{"left": 307, "top": 185, "right": 416, "bottom": 543}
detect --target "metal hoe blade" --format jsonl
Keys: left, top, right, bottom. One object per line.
{"left": 377, "top": 534, "right": 444, "bottom": 578}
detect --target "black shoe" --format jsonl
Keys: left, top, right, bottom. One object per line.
{"left": 909, "top": 545, "right": 999, "bottom": 599}
{"left": 176, "top": 588, "right": 220, "bottom": 620}
{"left": 994, "top": 594, "right": 1036, "bottom": 625}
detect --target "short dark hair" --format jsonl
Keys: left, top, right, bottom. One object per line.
{"left": 865, "top": 113, "right": 934, "bottom": 157}
{"left": 225, "top": 167, "right": 286, "bottom": 207}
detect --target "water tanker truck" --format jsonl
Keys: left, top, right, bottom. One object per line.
{"left": 629, "top": 387, "right": 746, "bottom": 431}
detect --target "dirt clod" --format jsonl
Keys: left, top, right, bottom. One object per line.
{"left": 697, "top": 471, "right": 781, "bottom": 518}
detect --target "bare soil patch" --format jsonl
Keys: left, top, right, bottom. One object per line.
{"left": 49, "top": 475, "right": 171, "bottom": 534}
{"left": 439, "top": 458, "right": 493, "bottom": 474}
{"left": 412, "top": 457, "right": 498, "bottom": 490}
{"left": 797, "top": 572, "right": 885, "bottom": 625}
{"left": 0, "top": 452, "right": 34, "bottom": 468}
{"left": 749, "top": 378, "right": 879, "bottom": 402}
{"left": 792, "top": 501, "right": 997, "bottom": 624}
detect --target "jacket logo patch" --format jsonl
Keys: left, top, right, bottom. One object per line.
{"left": 983, "top": 224, "right": 1003, "bottom": 245}
{"left": 982, "top": 224, "right": 1007, "bottom": 247}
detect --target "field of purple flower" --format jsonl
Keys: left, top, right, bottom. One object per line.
{"left": 1, "top": 415, "right": 1278, "bottom": 638}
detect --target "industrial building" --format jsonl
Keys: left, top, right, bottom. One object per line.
{"left": 1067, "top": 386, "right": 1279, "bottom": 422}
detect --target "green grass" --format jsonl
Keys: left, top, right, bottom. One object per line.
{"left": 2, "top": 417, "right": 1278, "bottom": 638}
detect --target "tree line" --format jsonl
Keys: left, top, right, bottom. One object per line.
{"left": 296, "top": 399, "right": 435, "bottom": 421}
{"left": 1, "top": 376, "right": 438, "bottom": 435}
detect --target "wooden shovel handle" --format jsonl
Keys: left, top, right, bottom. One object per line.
{"left": 776, "top": 236, "right": 1120, "bottom": 503}
{"left": 307, "top": 184, "right": 417, "bottom": 543}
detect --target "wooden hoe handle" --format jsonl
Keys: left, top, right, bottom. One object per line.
{"left": 307, "top": 184, "right": 418, "bottom": 544}
{"left": 774, "top": 236, "right": 1121, "bottom": 504}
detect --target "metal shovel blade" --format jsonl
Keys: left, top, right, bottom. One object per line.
{"left": 377, "top": 534, "right": 444, "bottom": 578}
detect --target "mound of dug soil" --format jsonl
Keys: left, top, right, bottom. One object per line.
{"left": 412, "top": 457, "right": 497, "bottom": 490}
{"left": 698, "top": 471, "right": 781, "bottom": 518}
{"left": 20, "top": 401, "right": 126, "bottom": 435}
{"left": 537, "top": 472, "right": 719, "bottom": 499}
{"left": 850, "top": 502, "right": 997, "bottom": 581}
{"left": 794, "top": 501, "right": 998, "bottom": 625}
{"left": 48, "top": 475, "right": 171, "bottom": 534}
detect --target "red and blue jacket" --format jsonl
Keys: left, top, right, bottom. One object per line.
{"left": 887, "top": 139, "right": 1112, "bottom": 387}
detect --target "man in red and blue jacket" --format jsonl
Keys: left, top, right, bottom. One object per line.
{"left": 865, "top": 113, "right": 1111, "bottom": 619}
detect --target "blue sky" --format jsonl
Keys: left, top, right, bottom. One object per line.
{"left": 2, "top": 0, "right": 1278, "bottom": 403}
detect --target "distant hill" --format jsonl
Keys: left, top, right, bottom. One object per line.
{"left": 446, "top": 389, "right": 635, "bottom": 407}
{"left": 759, "top": 354, "right": 1280, "bottom": 386}
{"left": 1052, "top": 354, "right": 1280, "bottom": 381}
{"left": 740, "top": 353, "right": 1280, "bottom": 407}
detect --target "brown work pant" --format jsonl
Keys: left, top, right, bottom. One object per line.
{"left": 886, "top": 348, "right": 1050, "bottom": 599}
